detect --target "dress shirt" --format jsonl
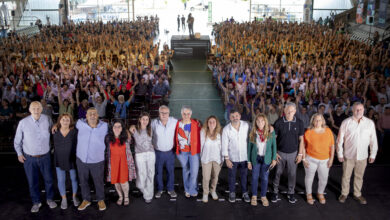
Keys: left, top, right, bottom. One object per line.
{"left": 337, "top": 116, "right": 378, "bottom": 160}
{"left": 14, "top": 115, "right": 52, "bottom": 156}
{"left": 221, "top": 120, "right": 249, "bottom": 162}
{"left": 151, "top": 117, "right": 178, "bottom": 151}
{"left": 200, "top": 130, "right": 222, "bottom": 164}
{"left": 76, "top": 119, "right": 108, "bottom": 163}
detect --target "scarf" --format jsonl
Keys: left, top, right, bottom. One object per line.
{"left": 257, "top": 128, "right": 265, "bottom": 142}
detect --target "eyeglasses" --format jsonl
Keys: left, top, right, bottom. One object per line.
{"left": 159, "top": 112, "right": 169, "bottom": 115}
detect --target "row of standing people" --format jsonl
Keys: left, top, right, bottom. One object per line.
{"left": 14, "top": 101, "right": 377, "bottom": 213}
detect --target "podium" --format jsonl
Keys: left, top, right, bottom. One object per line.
{"left": 170, "top": 35, "right": 211, "bottom": 58}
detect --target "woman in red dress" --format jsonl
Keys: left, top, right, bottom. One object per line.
{"left": 105, "top": 119, "right": 136, "bottom": 206}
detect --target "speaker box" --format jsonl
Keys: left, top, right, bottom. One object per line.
{"left": 11, "top": 10, "right": 15, "bottom": 16}
{"left": 368, "top": 16, "right": 374, "bottom": 24}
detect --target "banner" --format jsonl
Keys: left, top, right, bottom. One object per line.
{"left": 366, "top": 0, "right": 375, "bottom": 25}
{"left": 378, "top": 0, "right": 389, "bottom": 26}
{"left": 356, "top": 0, "right": 364, "bottom": 24}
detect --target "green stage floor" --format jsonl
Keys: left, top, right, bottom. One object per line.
{"left": 168, "top": 59, "right": 225, "bottom": 125}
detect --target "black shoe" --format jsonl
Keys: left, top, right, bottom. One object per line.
{"left": 270, "top": 193, "right": 280, "bottom": 203}
{"left": 287, "top": 194, "right": 297, "bottom": 204}
{"left": 229, "top": 192, "right": 236, "bottom": 203}
{"left": 242, "top": 192, "right": 250, "bottom": 203}
{"left": 167, "top": 191, "right": 177, "bottom": 198}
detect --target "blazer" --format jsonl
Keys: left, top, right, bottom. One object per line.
{"left": 247, "top": 131, "right": 277, "bottom": 165}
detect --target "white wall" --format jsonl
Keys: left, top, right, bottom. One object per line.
{"left": 20, "top": 0, "right": 60, "bottom": 26}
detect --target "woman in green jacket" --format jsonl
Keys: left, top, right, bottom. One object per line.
{"left": 248, "top": 113, "right": 277, "bottom": 206}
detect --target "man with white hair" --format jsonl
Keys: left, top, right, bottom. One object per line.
{"left": 151, "top": 105, "right": 178, "bottom": 198}
{"left": 109, "top": 92, "right": 134, "bottom": 119}
{"left": 337, "top": 102, "right": 378, "bottom": 205}
{"left": 14, "top": 101, "right": 57, "bottom": 213}
{"left": 175, "top": 106, "right": 201, "bottom": 197}
{"left": 271, "top": 102, "right": 305, "bottom": 204}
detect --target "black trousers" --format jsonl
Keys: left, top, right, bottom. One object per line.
{"left": 76, "top": 158, "right": 105, "bottom": 201}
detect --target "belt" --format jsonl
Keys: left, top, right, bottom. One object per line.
{"left": 25, "top": 153, "right": 48, "bottom": 158}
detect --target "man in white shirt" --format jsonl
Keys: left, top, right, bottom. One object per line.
{"left": 337, "top": 102, "right": 378, "bottom": 204}
{"left": 222, "top": 109, "right": 250, "bottom": 203}
{"left": 151, "top": 105, "right": 178, "bottom": 199}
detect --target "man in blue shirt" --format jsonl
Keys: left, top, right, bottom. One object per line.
{"left": 152, "top": 77, "right": 171, "bottom": 104}
{"left": 111, "top": 94, "right": 133, "bottom": 119}
{"left": 150, "top": 105, "right": 178, "bottom": 199}
{"left": 14, "top": 101, "right": 57, "bottom": 213}
{"left": 75, "top": 107, "right": 108, "bottom": 211}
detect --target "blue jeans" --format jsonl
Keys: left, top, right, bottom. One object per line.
{"left": 56, "top": 167, "right": 78, "bottom": 197}
{"left": 228, "top": 161, "right": 248, "bottom": 193}
{"left": 155, "top": 150, "right": 175, "bottom": 191}
{"left": 23, "top": 153, "right": 55, "bottom": 204}
{"left": 251, "top": 156, "right": 270, "bottom": 197}
{"left": 177, "top": 152, "right": 200, "bottom": 195}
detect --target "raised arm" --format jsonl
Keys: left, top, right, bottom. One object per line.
{"left": 57, "top": 80, "right": 63, "bottom": 105}
{"left": 75, "top": 89, "right": 80, "bottom": 106}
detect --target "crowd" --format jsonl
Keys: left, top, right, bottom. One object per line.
{"left": 2, "top": 16, "right": 386, "bottom": 214}
{"left": 209, "top": 19, "right": 390, "bottom": 157}
{"left": 0, "top": 17, "right": 174, "bottom": 143}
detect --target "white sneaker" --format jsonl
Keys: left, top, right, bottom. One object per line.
{"left": 202, "top": 194, "right": 208, "bottom": 203}
{"left": 46, "top": 200, "right": 57, "bottom": 209}
{"left": 60, "top": 198, "right": 68, "bottom": 210}
{"left": 31, "top": 203, "right": 42, "bottom": 213}
{"left": 211, "top": 191, "right": 218, "bottom": 200}
{"left": 73, "top": 196, "right": 80, "bottom": 207}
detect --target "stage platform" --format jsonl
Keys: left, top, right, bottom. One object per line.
{"left": 0, "top": 152, "right": 389, "bottom": 220}
{"left": 171, "top": 35, "right": 211, "bottom": 58}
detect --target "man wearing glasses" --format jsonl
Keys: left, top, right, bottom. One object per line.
{"left": 151, "top": 105, "right": 178, "bottom": 198}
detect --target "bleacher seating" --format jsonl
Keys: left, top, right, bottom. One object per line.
{"left": 14, "top": 25, "right": 40, "bottom": 38}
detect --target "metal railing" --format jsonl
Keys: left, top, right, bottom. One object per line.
{"left": 11, "top": 15, "right": 40, "bottom": 29}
